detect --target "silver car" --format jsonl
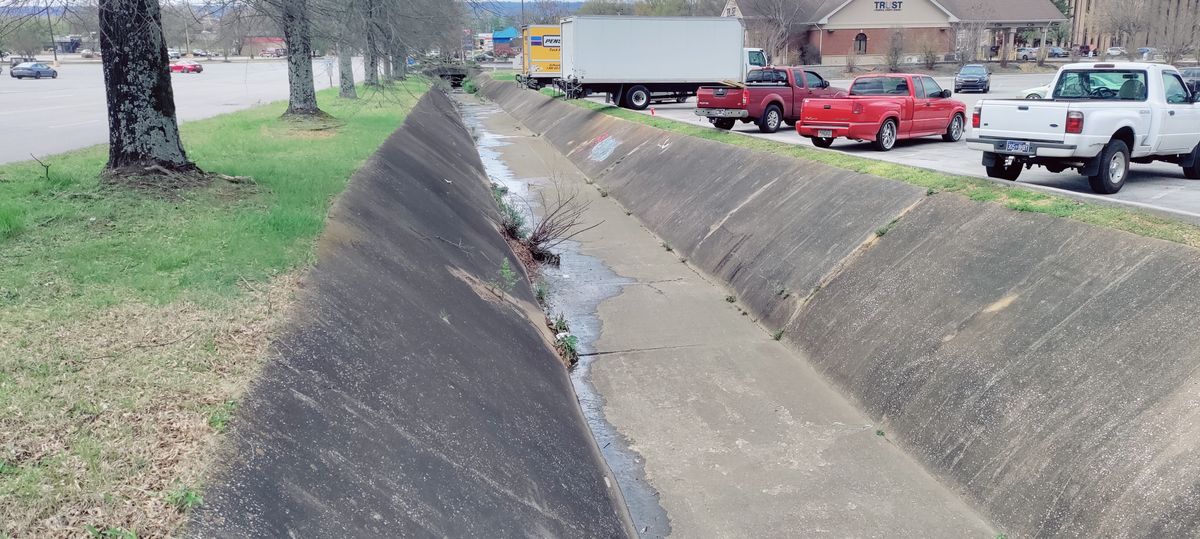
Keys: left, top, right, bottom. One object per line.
{"left": 10, "top": 62, "right": 57, "bottom": 79}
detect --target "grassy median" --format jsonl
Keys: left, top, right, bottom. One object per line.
{"left": 528, "top": 83, "right": 1200, "bottom": 248}
{"left": 0, "top": 79, "right": 429, "bottom": 538}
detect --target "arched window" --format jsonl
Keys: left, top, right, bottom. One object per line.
{"left": 854, "top": 33, "right": 868, "bottom": 54}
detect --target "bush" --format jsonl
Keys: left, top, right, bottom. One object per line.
{"left": 845, "top": 48, "right": 859, "bottom": 73}
{"left": 885, "top": 30, "right": 904, "bottom": 72}
{"left": 800, "top": 44, "right": 822, "bottom": 66}
{"left": 463, "top": 79, "right": 479, "bottom": 94}
{"left": 919, "top": 37, "right": 939, "bottom": 70}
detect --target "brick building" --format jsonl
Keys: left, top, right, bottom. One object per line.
{"left": 722, "top": 0, "right": 1066, "bottom": 66}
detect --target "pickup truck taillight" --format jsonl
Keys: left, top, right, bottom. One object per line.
{"left": 741, "top": 88, "right": 749, "bottom": 107}
{"left": 1065, "top": 111, "right": 1084, "bottom": 134}
{"left": 852, "top": 103, "right": 864, "bottom": 115}
{"left": 972, "top": 105, "right": 981, "bottom": 128}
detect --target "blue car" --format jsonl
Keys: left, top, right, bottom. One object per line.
{"left": 11, "top": 62, "right": 57, "bottom": 79}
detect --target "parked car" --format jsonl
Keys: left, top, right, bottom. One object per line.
{"left": 954, "top": 64, "right": 991, "bottom": 93}
{"left": 10, "top": 62, "right": 57, "bottom": 79}
{"left": 80, "top": 49, "right": 95, "bottom": 58}
{"left": 967, "top": 62, "right": 1200, "bottom": 193}
{"left": 1181, "top": 67, "right": 1200, "bottom": 93}
{"left": 1017, "top": 47, "right": 1039, "bottom": 61}
{"left": 796, "top": 74, "right": 967, "bottom": 151}
{"left": 695, "top": 67, "right": 845, "bottom": 133}
{"left": 1047, "top": 47, "right": 1069, "bottom": 58}
{"left": 1018, "top": 84, "right": 1050, "bottom": 99}
{"left": 1106, "top": 47, "right": 1127, "bottom": 58}
{"left": 191, "top": 49, "right": 210, "bottom": 57}
{"left": 169, "top": 60, "right": 203, "bottom": 73}
{"left": 1137, "top": 47, "right": 1158, "bottom": 60}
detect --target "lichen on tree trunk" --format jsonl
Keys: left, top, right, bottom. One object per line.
{"left": 338, "top": 45, "right": 357, "bottom": 99}
{"left": 392, "top": 49, "right": 407, "bottom": 81}
{"left": 99, "top": 0, "right": 196, "bottom": 174}
{"left": 281, "top": 0, "right": 323, "bottom": 117}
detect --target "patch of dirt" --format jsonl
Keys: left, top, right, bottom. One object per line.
{"left": 102, "top": 166, "right": 257, "bottom": 201}
{"left": 0, "top": 273, "right": 300, "bottom": 538}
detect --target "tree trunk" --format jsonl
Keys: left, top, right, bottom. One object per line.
{"left": 338, "top": 45, "right": 357, "bottom": 99}
{"left": 392, "top": 49, "right": 406, "bottom": 80}
{"left": 383, "top": 54, "right": 394, "bottom": 82}
{"left": 364, "top": 0, "right": 380, "bottom": 86}
{"left": 281, "top": 0, "right": 321, "bottom": 117}
{"left": 98, "top": 0, "right": 194, "bottom": 173}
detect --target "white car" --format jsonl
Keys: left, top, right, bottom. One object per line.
{"left": 1106, "top": 47, "right": 1127, "bottom": 58}
{"left": 968, "top": 62, "right": 1200, "bottom": 194}
{"left": 1019, "top": 84, "right": 1050, "bottom": 99}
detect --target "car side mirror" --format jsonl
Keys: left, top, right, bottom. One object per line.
{"left": 942, "top": 89, "right": 953, "bottom": 98}
{"left": 821, "top": 80, "right": 830, "bottom": 89}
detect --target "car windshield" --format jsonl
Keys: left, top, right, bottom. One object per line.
{"left": 1053, "top": 70, "right": 1147, "bottom": 101}
{"left": 850, "top": 76, "right": 909, "bottom": 96}
{"left": 15, "top": 63, "right": 34, "bottom": 68}
{"left": 960, "top": 66, "right": 986, "bottom": 76}
{"left": 1184, "top": 69, "right": 1200, "bottom": 77}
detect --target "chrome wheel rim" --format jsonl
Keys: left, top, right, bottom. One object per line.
{"left": 882, "top": 123, "right": 896, "bottom": 148}
{"left": 631, "top": 91, "right": 648, "bottom": 108}
{"left": 768, "top": 111, "right": 779, "bottom": 130}
{"left": 951, "top": 116, "right": 963, "bottom": 140}
{"left": 1109, "top": 152, "right": 1126, "bottom": 184}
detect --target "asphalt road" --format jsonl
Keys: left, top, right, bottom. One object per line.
{"left": 589, "top": 73, "right": 1200, "bottom": 222}
{"left": 0, "top": 58, "right": 360, "bottom": 165}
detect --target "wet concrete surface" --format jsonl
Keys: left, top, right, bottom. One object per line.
{"left": 460, "top": 91, "right": 997, "bottom": 537}
{"left": 459, "top": 95, "right": 671, "bottom": 537}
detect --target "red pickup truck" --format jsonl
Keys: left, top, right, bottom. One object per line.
{"left": 695, "top": 67, "right": 845, "bottom": 133}
{"left": 796, "top": 74, "right": 967, "bottom": 151}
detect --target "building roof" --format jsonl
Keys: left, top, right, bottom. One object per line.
{"left": 728, "top": 0, "right": 1065, "bottom": 25}
{"left": 492, "top": 27, "right": 519, "bottom": 39}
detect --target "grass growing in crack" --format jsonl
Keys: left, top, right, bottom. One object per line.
{"left": 725, "top": 295, "right": 736, "bottom": 303}
{"left": 517, "top": 82, "right": 1200, "bottom": 248}
{"left": 462, "top": 79, "right": 479, "bottom": 94}
{"left": 550, "top": 313, "right": 570, "bottom": 333}
{"left": 556, "top": 334, "right": 581, "bottom": 365}
{"left": 0, "top": 80, "right": 430, "bottom": 537}
{"left": 875, "top": 217, "right": 901, "bottom": 237}
{"left": 534, "top": 283, "right": 548, "bottom": 305}
{"left": 772, "top": 329, "right": 785, "bottom": 341}
{"left": 876, "top": 430, "right": 886, "bottom": 437}
{"left": 164, "top": 484, "right": 204, "bottom": 513}
{"left": 492, "top": 259, "right": 520, "bottom": 295}
{"left": 662, "top": 242, "right": 672, "bottom": 252}
{"left": 84, "top": 526, "right": 138, "bottom": 539}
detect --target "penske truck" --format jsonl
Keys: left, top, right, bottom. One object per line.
{"left": 517, "top": 24, "right": 561, "bottom": 89}
{"left": 554, "top": 16, "right": 766, "bottom": 110}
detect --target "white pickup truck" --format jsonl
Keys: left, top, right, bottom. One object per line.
{"left": 966, "top": 62, "right": 1200, "bottom": 194}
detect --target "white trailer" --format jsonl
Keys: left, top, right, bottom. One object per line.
{"left": 556, "top": 16, "right": 763, "bottom": 110}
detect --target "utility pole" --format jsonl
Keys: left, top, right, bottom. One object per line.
{"left": 45, "top": 3, "right": 59, "bottom": 66}
{"left": 521, "top": 0, "right": 525, "bottom": 26}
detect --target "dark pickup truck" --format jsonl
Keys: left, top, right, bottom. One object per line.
{"left": 695, "top": 67, "right": 845, "bottom": 133}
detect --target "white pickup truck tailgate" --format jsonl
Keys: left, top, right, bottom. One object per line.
{"left": 977, "top": 100, "right": 1069, "bottom": 142}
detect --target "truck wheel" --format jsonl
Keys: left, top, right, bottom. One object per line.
{"left": 758, "top": 105, "right": 783, "bottom": 133}
{"left": 942, "top": 113, "right": 965, "bottom": 142}
{"left": 985, "top": 156, "right": 1022, "bottom": 181}
{"left": 1088, "top": 140, "right": 1130, "bottom": 194}
{"left": 873, "top": 119, "right": 897, "bottom": 151}
{"left": 812, "top": 137, "right": 835, "bottom": 148}
{"left": 624, "top": 85, "right": 651, "bottom": 110}
{"left": 1182, "top": 145, "right": 1200, "bottom": 180}
{"left": 712, "top": 118, "right": 735, "bottom": 131}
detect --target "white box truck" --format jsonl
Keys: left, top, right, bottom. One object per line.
{"left": 556, "top": 16, "right": 766, "bottom": 110}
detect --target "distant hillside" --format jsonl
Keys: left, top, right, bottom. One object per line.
{"left": 468, "top": 1, "right": 585, "bottom": 18}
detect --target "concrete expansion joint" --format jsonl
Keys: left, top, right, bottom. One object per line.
{"left": 578, "top": 343, "right": 704, "bottom": 359}
{"left": 783, "top": 196, "right": 930, "bottom": 329}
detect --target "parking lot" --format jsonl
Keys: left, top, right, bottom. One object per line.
{"left": 0, "top": 58, "right": 357, "bottom": 165}
{"left": 587, "top": 71, "right": 1200, "bottom": 222}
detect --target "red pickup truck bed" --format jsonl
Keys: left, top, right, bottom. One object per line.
{"left": 695, "top": 67, "right": 844, "bottom": 133}
{"left": 796, "top": 74, "right": 967, "bottom": 151}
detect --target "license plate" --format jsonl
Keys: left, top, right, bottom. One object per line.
{"left": 1005, "top": 140, "right": 1032, "bottom": 153}
{"left": 818, "top": 129, "right": 833, "bottom": 138}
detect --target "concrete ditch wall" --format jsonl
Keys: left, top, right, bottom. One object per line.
{"left": 479, "top": 77, "right": 1200, "bottom": 537}
{"left": 190, "top": 90, "right": 632, "bottom": 538}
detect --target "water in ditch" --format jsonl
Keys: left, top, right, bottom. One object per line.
{"left": 458, "top": 95, "right": 671, "bottom": 538}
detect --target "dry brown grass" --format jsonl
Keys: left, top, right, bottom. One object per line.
{"left": 0, "top": 274, "right": 298, "bottom": 538}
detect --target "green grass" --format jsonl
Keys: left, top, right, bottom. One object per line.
{"left": 490, "top": 71, "right": 517, "bottom": 81}
{"left": 0, "top": 79, "right": 429, "bottom": 537}
{"left": 513, "top": 79, "right": 1200, "bottom": 248}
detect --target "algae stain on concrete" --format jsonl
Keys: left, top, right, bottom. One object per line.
{"left": 460, "top": 97, "right": 671, "bottom": 538}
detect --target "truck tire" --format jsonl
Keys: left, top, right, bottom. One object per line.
{"left": 985, "top": 155, "right": 1022, "bottom": 181}
{"left": 712, "top": 118, "right": 735, "bottom": 130}
{"left": 757, "top": 104, "right": 783, "bottom": 133}
{"left": 624, "top": 85, "right": 651, "bottom": 110}
{"left": 1088, "top": 139, "right": 1130, "bottom": 194}
{"left": 1183, "top": 145, "right": 1200, "bottom": 180}
{"left": 942, "top": 113, "right": 965, "bottom": 142}
{"left": 811, "top": 137, "right": 835, "bottom": 148}
{"left": 873, "top": 119, "right": 898, "bottom": 151}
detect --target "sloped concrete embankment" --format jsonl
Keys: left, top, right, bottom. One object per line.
{"left": 479, "top": 77, "right": 1200, "bottom": 537}
{"left": 189, "top": 90, "right": 632, "bottom": 538}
